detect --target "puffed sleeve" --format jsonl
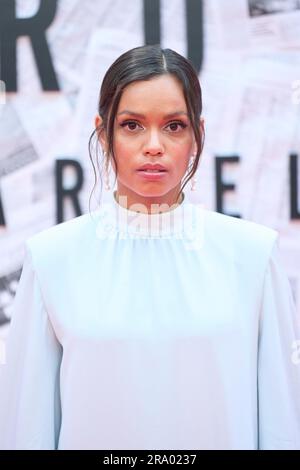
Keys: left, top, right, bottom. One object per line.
{"left": 258, "top": 238, "right": 300, "bottom": 449}
{"left": 0, "top": 242, "right": 62, "bottom": 449}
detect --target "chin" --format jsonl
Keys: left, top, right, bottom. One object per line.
{"left": 136, "top": 188, "right": 171, "bottom": 198}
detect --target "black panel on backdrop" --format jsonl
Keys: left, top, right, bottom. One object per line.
{"left": 0, "top": 0, "right": 59, "bottom": 91}
{"left": 143, "top": 0, "right": 204, "bottom": 74}
{"left": 55, "top": 159, "right": 83, "bottom": 224}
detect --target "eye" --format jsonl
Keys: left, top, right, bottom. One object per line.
{"left": 120, "top": 120, "right": 142, "bottom": 131}
{"left": 166, "top": 121, "right": 188, "bottom": 132}
{"left": 119, "top": 119, "right": 188, "bottom": 133}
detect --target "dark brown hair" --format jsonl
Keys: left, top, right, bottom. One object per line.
{"left": 88, "top": 44, "right": 205, "bottom": 209}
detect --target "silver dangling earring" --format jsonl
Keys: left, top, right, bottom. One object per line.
{"left": 103, "top": 151, "right": 111, "bottom": 191}
{"left": 190, "top": 155, "right": 197, "bottom": 191}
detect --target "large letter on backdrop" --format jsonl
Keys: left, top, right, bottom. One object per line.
{"left": 55, "top": 160, "right": 83, "bottom": 224}
{"left": 0, "top": 0, "right": 59, "bottom": 91}
{"left": 215, "top": 156, "right": 241, "bottom": 219}
{"left": 143, "top": 0, "right": 203, "bottom": 74}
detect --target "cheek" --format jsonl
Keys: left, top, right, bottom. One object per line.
{"left": 170, "top": 133, "right": 194, "bottom": 155}
{"left": 113, "top": 137, "right": 134, "bottom": 172}
{"left": 172, "top": 145, "right": 192, "bottom": 173}
{"left": 176, "top": 158, "right": 190, "bottom": 177}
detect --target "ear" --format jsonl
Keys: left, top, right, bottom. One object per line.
{"left": 94, "top": 113, "right": 108, "bottom": 152}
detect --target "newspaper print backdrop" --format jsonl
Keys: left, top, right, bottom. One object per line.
{"left": 0, "top": 0, "right": 300, "bottom": 348}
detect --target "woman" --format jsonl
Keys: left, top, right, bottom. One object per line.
{"left": 0, "top": 44, "right": 299, "bottom": 450}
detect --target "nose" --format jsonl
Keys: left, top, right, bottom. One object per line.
{"left": 143, "top": 128, "right": 164, "bottom": 156}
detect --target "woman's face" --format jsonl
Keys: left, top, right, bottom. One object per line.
{"left": 96, "top": 74, "right": 203, "bottom": 211}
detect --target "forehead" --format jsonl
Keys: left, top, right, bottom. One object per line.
{"left": 117, "top": 75, "right": 187, "bottom": 112}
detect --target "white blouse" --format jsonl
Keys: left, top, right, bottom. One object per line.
{"left": 0, "top": 193, "right": 299, "bottom": 450}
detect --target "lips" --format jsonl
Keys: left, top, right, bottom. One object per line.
{"left": 136, "top": 167, "right": 168, "bottom": 181}
{"left": 138, "top": 169, "right": 166, "bottom": 173}
{"left": 137, "top": 164, "right": 167, "bottom": 172}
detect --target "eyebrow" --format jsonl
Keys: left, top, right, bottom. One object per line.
{"left": 117, "top": 110, "right": 188, "bottom": 118}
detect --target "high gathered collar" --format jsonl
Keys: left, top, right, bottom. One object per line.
{"left": 95, "top": 191, "right": 204, "bottom": 243}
